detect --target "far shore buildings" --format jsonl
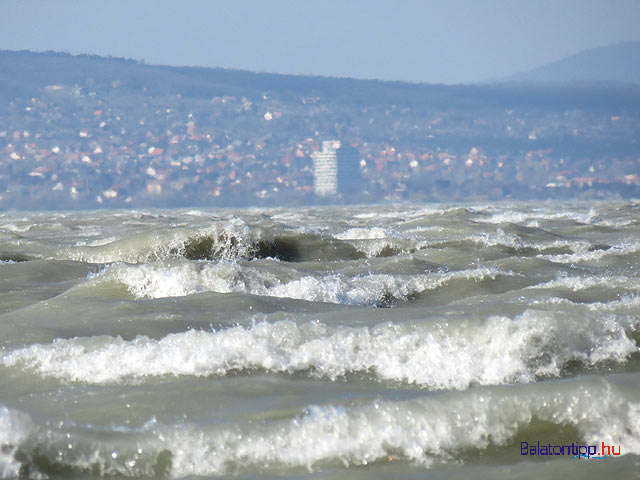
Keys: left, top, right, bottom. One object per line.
{"left": 312, "top": 140, "right": 361, "bottom": 196}
{"left": 312, "top": 140, "right": 339, "bottom": 195}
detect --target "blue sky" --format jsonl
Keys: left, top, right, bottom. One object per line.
{"left": 2, "top": 0, "right": 639, "bottom": 84}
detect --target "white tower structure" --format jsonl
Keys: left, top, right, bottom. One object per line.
{"left": 312, "top": 140, "right": 340, "bottom": 196}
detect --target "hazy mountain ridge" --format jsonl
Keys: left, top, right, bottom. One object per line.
{"left": 504, "top": 42, "right": 640, "bottom": 84}
{"left": 2, "top": 49, "right": 640, "bottom": 110}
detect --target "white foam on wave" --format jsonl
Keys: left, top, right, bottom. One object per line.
{"left": 334, "top": 227, "right": 405, "bottom": 258}
{"left": 2, "top": 378, "right": 639, "bottom": 478}
{"left": 183, "top": 210, "right": 208, "bottom": 216}
{"left": 0, "top": 223, "right": 33, "bottom": 233}
{"left": 406, "top": 225, "right": 447, "bottom": 234}
{"left": 356, "top": 239, "right": 402, "bottom": 258}
{"left": 470, "top": 229, "right": 525, "bottom": 250}
{"left": 470, "top": 203, "right": 636, "bottom": 228}
{"left": 375, "top": 205, "right": 473, "bottom": 221}
{"left": 352, "top": 211, "right": 402, "bottom": 219}
{"left": 269, "top": 212, "right": 306, "bottom": 222}
{"left": 100, "top": 261, "right": 507, "bottom": 304}
{"left": 595, "top": 217, "right": 637, "bottom": 228}
{"left": 528, "top": 273, "right": 640, "bottom": 292}
{"left": 335, "top": 227, "right": 389, "bottom": 240}
{"left": 0, "top": 405, "right": 33, "bottom": 479}
{"left": 0, "top": 406, "right": 164, "bottom": 479}
{"left": 3, "top": 310, "right": 637, "bottom": 388}
{"left": 68, "top": 218, "right": 258, "bottom": 264}
{"left": 6, "top": 378, "right": 638, "bottom": 477}
{"left": 352, "top": 206, "right": 453, "bottom": 220}
{"left": 469, "top": 229, "right": 640, "bottom": 265}
{"left": 404, "top": 206, "right": 456, "bottom": 218}
{"left": 539, "top": 241, "right": 640, "bottom": 264}
{"left": 164, "top": 379, "right": 640, "bottom": 475}
{"left": 473, "top": 208, "right": 598, "bottom": 225}
{"left": 74, "top": 236, "right": 117, "bottom": 247}
{"left": 590, "top": 295, "right": 640, "bottom": 311}
{"left": 104, "top": 260, "right": 272, "bottom": 299}
{"left": 534, "top": 295, "right": 640, "bottom": 313}
{"left": 469, "top": 229, "right": 594, "bottom": 255}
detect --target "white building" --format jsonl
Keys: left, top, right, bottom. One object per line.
{"left": 312, "top": 140, "right": 362, "bottom": 197}
{"left": 312, "top": 140, "right": 340, "bottom": 196}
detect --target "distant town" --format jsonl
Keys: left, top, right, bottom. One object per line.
{"left": 1, "top": 50, "right": 639, "bottom": 209}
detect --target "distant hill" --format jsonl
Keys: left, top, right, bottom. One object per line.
{"left": 2, "top": 49, "right": 640, "bottom": 112}
{"left": 504, "top": 42, "right": 640, "bottom": 84}
{"left": 1, "top": 49, "right": 640, "bottom": 209}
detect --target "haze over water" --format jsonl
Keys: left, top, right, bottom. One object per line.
{"left": 0, "top": 200, "right": 639, "bottom": 478}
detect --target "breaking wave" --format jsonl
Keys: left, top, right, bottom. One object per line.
{"left": 528, "top": 273, "right": 640, "bottom": 292}
{"left": 538, "top": 240, "right": 640, "bottom": 264}
{"left": 0, "top": 406, "right": 33, "bottom": 479}
{"left": 1, "top": 377, "right": 639, "bottom": 477}
{"left": 91, "top": 262, "right": 511, "bottom": 305}
{"left": 471, "top": 208, "right": 600, "bottom": 226}
{"left": 63, "top": 220, "right": 414, "bottom": 265}
{"left": 3, "top": 310, "right": 637, "bottom": 388}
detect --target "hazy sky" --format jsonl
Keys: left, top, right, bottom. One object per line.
{"left": 2, "top": 0, "right": 639, "bottom": 84}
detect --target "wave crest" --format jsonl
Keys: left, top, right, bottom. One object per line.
{"left": 3, "top": 310, "right": 637, "bottom": 388}
{"left": 2, "top": 378, "right": 639, "bottom": 477}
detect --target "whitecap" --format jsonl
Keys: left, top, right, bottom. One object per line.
{"left": 3, "top": 310, "right": 636, "bottom": 388}
{"left": 99, "top": 261, "right": 511, "bottom": 305}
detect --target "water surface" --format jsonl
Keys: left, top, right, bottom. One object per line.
{"left": 1, "top": 201, "right": 639, "bottom": 478}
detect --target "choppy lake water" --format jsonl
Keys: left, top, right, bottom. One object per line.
{"left": 1, "top": 201, "right": 639, "bottom": 479}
